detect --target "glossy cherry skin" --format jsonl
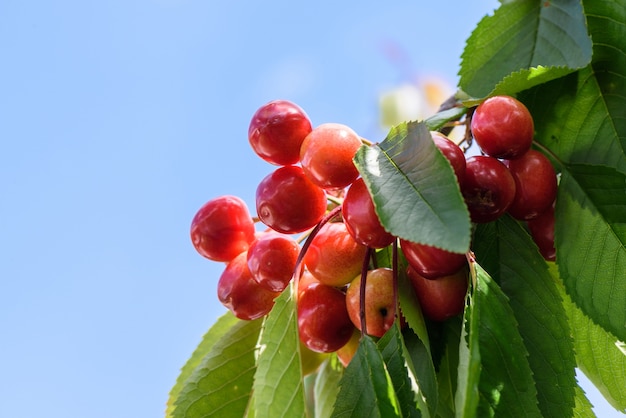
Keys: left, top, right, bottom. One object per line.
{"left": 345, "top": 268, "right": 396, "bottom": 338}
{"left": 297, "top": 282, "right": 355, "bottom": 353}
{"left": 527, "top": 203, "right": 556, "bottom": 261}
{"left": 190, "top": 195, "right": 256, "bottom": 262}
{"left": 336, "top": 328, "right": 361, "bottom": 367}
{"left": 303, "top": 222, "right": 368, "bottom": 287}
{"left": 342, "top": 178, "right": 395, "bottom": 248}
{"left": 471, "top": 95, "right": 534, "bottom": 159}
{"left": 247, "top": 232, "right": 300, "bottom": 292}
{"left": 431, "top": 131, "right": 466, "bottom": 184}
{"left": 399, "top": 239, "right": 467, "bottom": 279}
{"left": 256, "top": 165, "right": 327, "bottom": 234}
{"left": 248, "top": 100, "right": 312, "bottom": 166}
{"left": 407, "top": 265, "right": 468, "bottom": 322}
{"left": 300, "top": 123, "right": 362, "bottom": 190}
{"left": 461, "top": 156, "right": 517, "bottom": 223}
{"left": 217, "top": 252, "right": 280, "bottom": 320}
{"left": 504, "top": 149, "right": 558, "bottom": 220}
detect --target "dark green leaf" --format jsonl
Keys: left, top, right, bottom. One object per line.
{"left": 314, "top": 357, "right": 344, "bottom": 418}
{"left": 474, "top": 216, "right": 577, "bottom": 418}
{"left": 253, "top": 284, "right": 306, "bottom": 418}
{"left": 519, "top": 0, "right": 626, "bottom": 173}
{"left": 172, "top": 317, "right": 262, "bottom": 418}
{"left": 331, "top": 335, "right": 401, "bottom": 418}
{"left": 354, "top": 121, "right": 471, "bottom": 253}
{"left": 456, "top": 261, "right": 542, "bottom": 417}
{"left": 549, "top": 263, "right": 626, "bottom": 413}
{"left": 433, "top": 319, "right": 462, "bottom": 418}
{"left": 460, "top": 0, "right": 592, "bottom": 98}
{"left": 556, "top": 165, "right": 626, "bottom": 343}
{"left": 402, "top": 326, "right": 439, "bottom": 418}
{"left": 167, "top": 312, "right": 240, "bottom": 418}
{"left": 378, "top": 323, "right": 422, "bottom": 418}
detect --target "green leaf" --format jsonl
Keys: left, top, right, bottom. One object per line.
{"left": 166, "top": 312, "right": 240, "bottom": 418}
{"left": 172, "top": 317, "right": 263, "bottom": 418}
{"left": 354, "top": 121, "right": 471, "bottom": 253}
{"left": 314, "top": 357, "right": 344, "bottom": 418}
{"left": 454, "top": 283, "right": 480, "bottom": 418}
{"left": 473, "top": 216, "right": 577, "bottom": 418}
{"left": 253, "top": 284, "right": 306, "bottom": 418}
{"left": 550, "top": 263, "right": 626, "bottom": 412}
{"left": 424, "top": 106, "right": 468, "bottom": 132}
{"left": 556, "top": 165, "right": 626, "bottom": 343}
{"left": 519, "top": 0, "right": 626, "bottom": 173}
{"left": 573, "top": 383, "right": 595, "bottom": 418}
{"left": 433, "top": 319, "right": 462, "bottom": 418}
{"left": 456, "top": 261, "right": 542, "bottom": 417}
{"left": 331, "top": 335, "right": 401, "bottom": 418}
{"left": 402, "top": 327, "right": 438, "bottom": 418}
{"left": 378, "top": 323, "right": 422, "bottom": 418}
{"left": 459, "top": 0, "right": 592, "bottom": 98}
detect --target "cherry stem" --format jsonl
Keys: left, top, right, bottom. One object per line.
{"left": 359, "top": 246, "right": 373, "bottom": 337}
{"left": 533, "top": 140, "right": 566, "bottom": 171}
{"left": 292, "top": 206, "right": 343, "bottom": 292}
{"left": 392, "top": 239, "right": 399, "bottom": 323}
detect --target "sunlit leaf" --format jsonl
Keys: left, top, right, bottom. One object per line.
{"left": 253, "top": 284, "right": 306, "bottom": 418}
{"left": 556, "top": 165, "right": 626, "bottom": 343}
{"left": 354, "top": 121, "right": 471, "bottom": 253}
{"left": 474, "top": 216, "right": 577, "bottom": 418}
{"left": 456, "top": 261, "right": 541, "bottom": 417}
{"left": 378, "top": 323, "right": 423, "bottom": 418}
{"left": 331, "top": 335, "right": 401, "bottom": 418}
{"left": 314, "top": 357, "right": 344, "bottom": 418}
{"left": 172, "top": 317, "right": 262, "bottom": 418}
{"left": 460, "top": 0, "right": 592, "bottom": 98}
{"left": 549, "top": 263, "right": 626, "bottom": 413}
{"left": 166, "top": 312, "right": 239, "bottom": 418}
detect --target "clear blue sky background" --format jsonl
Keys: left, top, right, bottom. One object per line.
{"left": 0, "top": 1, "right": 620, "bottom": 417}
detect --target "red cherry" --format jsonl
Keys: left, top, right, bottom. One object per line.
{"left": 247, "top": 232, "right": 300, "bottom": 292}
{"left": 342, "top": 178, "right": 395, "bottom": 248}
{"left": 190, "top": 195, "right": 256, "bottom": 262}
{"left": 217, "top": 252, "right": 280, "bottom": 320}
{"left": 248, "top": 100, "right": 312, "bottom": 166}
{"left": 527, "top": 203, "right": 556, "bottom": 261}
{"left": 345, "top": 268, "right": 396, "bottom": 338}
{"left": 300, "top": 123, "right": 362, "bottom": 190}
{"left": 504, "top": 150, "right": 558, "bottom": 220}
{"left": 399, "top": 239, "right": 467, "bottom": 279}
{"left": 407, "top": 265, "right": 468, "bottom": 322}
{"left": 431, "top": 131, "right": 466, "bottom": 184}
{"left": 470, "top": 95, "right": 534, "bottom": 159}
{"left": 461, "top": 156, "right": 516, "bottom": 223}
{"left": 297, "top": 282, "right": 355, "bottom": 353}
{"left": 303, "top": 222, "right": 368, "bottom": 287}
{"left": 256, "top": 165, "right": 327, "bottom": 234}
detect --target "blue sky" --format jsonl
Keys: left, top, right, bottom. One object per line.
{"left": 0, "top": 1, "right": 620, "bottom": 417}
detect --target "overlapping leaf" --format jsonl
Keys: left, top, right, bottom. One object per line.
{"left": 314, "top": 357, "right": 344, "bottom": 418}
{"left": 353, "top": 121, "right": 471, "bottom": 253}
{"left": 331, "top": 336, "right": 401, "bottom": 418}
{"left": 549, "top": 263, "right": 626, "bottom": 413}
{"left": 456, "top": 261, "right": 541, "bottom": 417}
{"left": 518, "top": 0, "right": 626, "bottom": 173}
{"left": 171, "top": 317, "right": 262, "bottom": 418}
{"left": 555, "top": 165, "right": 626, "bottom": 343}
{"left": 473, "top": 216, "right": 577, "bottom": 418}
{"left": 253, "top": 284, "right": 306, "bottom": 418}
{"left": 460, "top": 0, "right": 592, "bottom": 98}
{"left": 378, "top": 324, "right": 423, "bottom": 418}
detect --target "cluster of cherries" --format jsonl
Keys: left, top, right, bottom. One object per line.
{"left": 189, "top": 96, "right": 557, "bottom": 369}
